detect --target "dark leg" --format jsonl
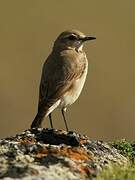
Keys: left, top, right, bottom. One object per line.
{"left": 49, "top": 113, "right": 53, "bottom": 129}
{"left": 61, "top": 109, "right": 69, "bottom": 131}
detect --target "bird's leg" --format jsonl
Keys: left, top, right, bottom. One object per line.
{"left": 49, "top": 113, "right": 53, "bottom": 129}
{"left": 61, "top": 108, "right": 69, "bottom": 131}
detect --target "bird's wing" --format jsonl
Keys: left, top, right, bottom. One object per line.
{"left": 38, "top": 51, "right": 86, "bottom": 110}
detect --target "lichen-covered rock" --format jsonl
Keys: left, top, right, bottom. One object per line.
{"left": 0, "top": 128, "right": 128, "bottom": 179}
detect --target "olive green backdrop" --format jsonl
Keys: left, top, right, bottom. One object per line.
{"left": 0, "top": 0, "right": 135, "bottom": 140}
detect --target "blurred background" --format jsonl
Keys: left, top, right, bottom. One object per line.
{"left": 0, "top": 0, "right": 135, "bottom": 140}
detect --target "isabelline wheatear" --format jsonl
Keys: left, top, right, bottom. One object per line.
{"left": 31, "top": 29, "right": 96, "bottom": 131}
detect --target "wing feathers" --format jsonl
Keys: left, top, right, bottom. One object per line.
{"left": 38, "top": 50, "right": 86, "bottom": 112}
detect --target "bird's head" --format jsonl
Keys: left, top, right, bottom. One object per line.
{"left": 53, "top": 29, "right": 96, "bottom": 52}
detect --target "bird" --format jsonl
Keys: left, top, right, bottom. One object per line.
{"left": 31, "top": 29, "right": 96, "bottom": 131}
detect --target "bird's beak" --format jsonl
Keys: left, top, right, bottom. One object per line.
{"left": 80, "top": 36, "right": 96, "bottom": 41}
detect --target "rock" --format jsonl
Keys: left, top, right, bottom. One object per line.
{"left": 0, "top": 128, "right": 128, "bottom": 179}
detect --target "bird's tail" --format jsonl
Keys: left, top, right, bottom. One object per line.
{"left": 31, "top": 99, "right": 59, "bottom": 129}
{"left": 31, "top": 114, "right": 43, "bottom": 128}
{"left": 31, "top": 106, "right": 49, "bottom": 128}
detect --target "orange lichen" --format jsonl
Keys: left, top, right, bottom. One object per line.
{"left": 17, "top": 137, "right": 36, "bottom": 144}
{"left": 59, "top": 147, "right": 91, "bottom": 161}
{"left": 35, "top": 149, "right": 48, "bottom": 158}
{"left": 79, "top": 138, "right": 88, "bottom": 145}
{"left": 79, "top": 164, "right": 94, "bottom": 177}
{"left": 34, "top": 146, "right": 92, "bottom": 162}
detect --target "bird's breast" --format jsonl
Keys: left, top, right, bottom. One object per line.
{"left": 60, "top": 59, "right": 88, "bottom": 108}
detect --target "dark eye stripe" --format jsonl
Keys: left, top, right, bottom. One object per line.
{"left": 68, "top": 35, "right": 77, "bottom": 40}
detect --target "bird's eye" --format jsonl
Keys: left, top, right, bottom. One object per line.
{"left": 68, "top": 35, "right": 77, "bottom": 40}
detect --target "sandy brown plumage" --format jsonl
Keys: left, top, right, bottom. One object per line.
{"left": 31, "top": 30, "right": 96, "bottom": 130}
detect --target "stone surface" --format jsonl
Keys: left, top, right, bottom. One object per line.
{"left": 0, "top": 128, "right": 128, "bottom": 179}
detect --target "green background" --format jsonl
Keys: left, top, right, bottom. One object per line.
{"left": 0, "top": 0, "right": 135, "bottom": 140}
